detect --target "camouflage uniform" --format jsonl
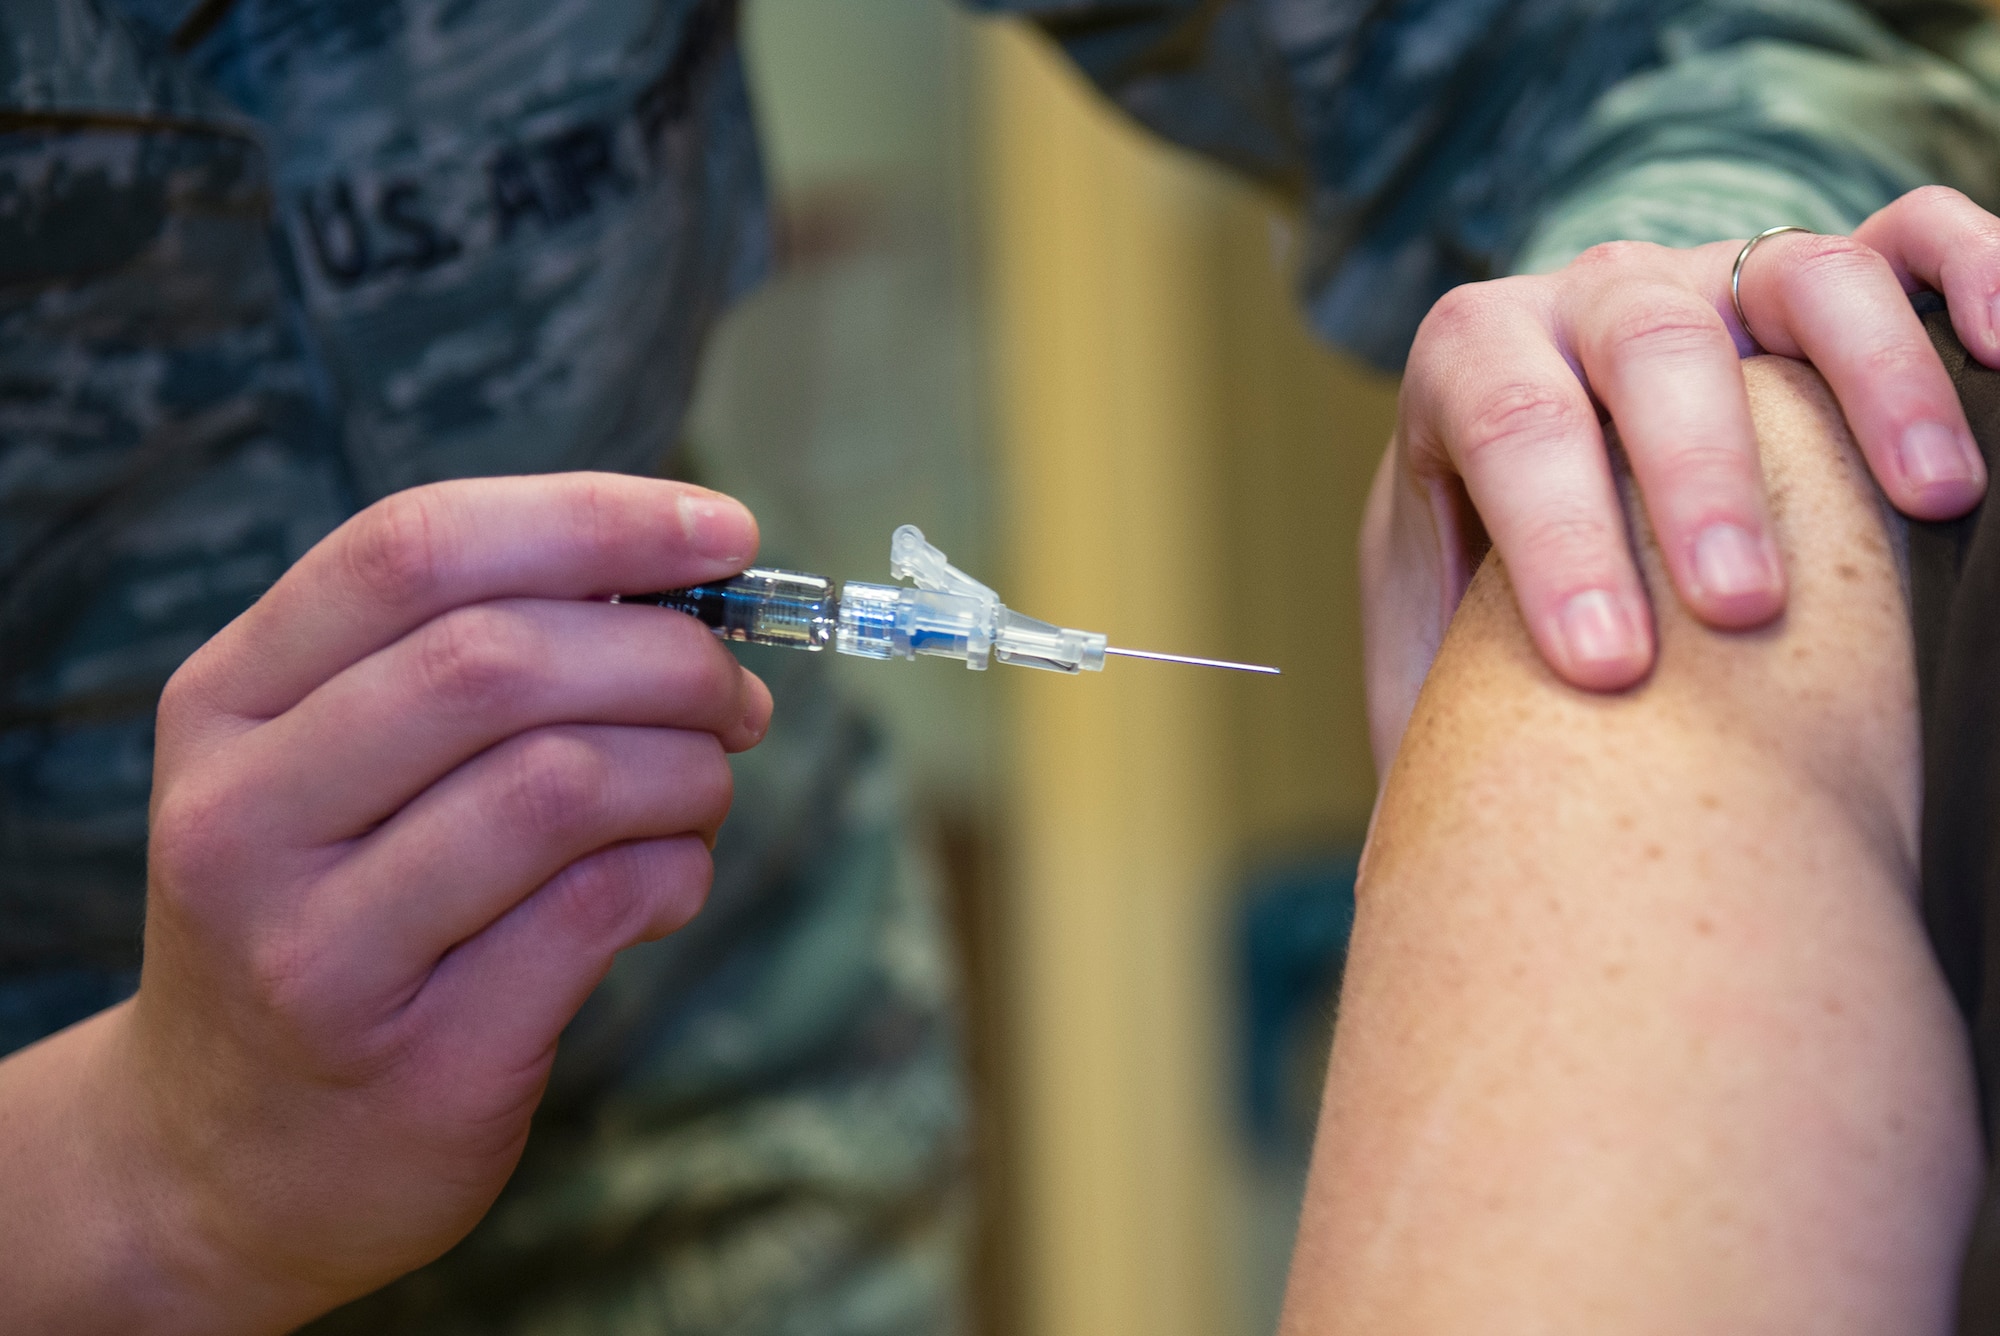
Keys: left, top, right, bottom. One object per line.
{"left": 984, "top": 0, "right": 2000, "bottom": 368}
{"left": 2, "top": 2, "right": 963, "bottom": 1332}
{"left": 6, "top": 0, "right": 2000, "bottom": 1331}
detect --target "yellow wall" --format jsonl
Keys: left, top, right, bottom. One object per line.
{"left": 978, "top": 19, "right": 1399, "bottom": 1336}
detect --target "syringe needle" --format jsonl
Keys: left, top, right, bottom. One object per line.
{"left": 1104, "top": 646, "right": 1281, "bottom": 675}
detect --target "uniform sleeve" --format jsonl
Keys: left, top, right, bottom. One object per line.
{"left": 1515, "top": 2, "right": 2000, "bottom": 275}
{"left": 967, "top": 0, "right": 2000, "bottom": 370}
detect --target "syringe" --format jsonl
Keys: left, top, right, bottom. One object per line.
{"left": 615, "top": 525, "right": 1279, "bottom": 676}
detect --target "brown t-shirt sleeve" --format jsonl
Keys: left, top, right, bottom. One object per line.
{"left": 1909, "top": 292, "right": 2000, "bottom": 1331}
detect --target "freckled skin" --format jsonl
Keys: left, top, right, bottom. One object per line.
{"left": 1283, "top": 359, "right": 1982, "bottom": 1336}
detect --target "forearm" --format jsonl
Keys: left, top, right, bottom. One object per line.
{"left": 1516, "top": 13, "right": 2000, "bottom": 274}
{"left": 1287, "top": 360, "right": 1984, "bottom": 1331}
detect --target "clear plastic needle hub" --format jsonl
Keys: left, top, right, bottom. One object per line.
{"left": 618, "top": 525, "right": 1280, "bottom": 677}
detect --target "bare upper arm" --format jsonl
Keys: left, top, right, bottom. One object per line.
{"left": 1282, "top": 357, "right": 1982, "bottom": 1334}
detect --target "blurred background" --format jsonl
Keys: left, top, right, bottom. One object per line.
{"left": 686, "top": 4, "right": 1397, "bottom": 1332}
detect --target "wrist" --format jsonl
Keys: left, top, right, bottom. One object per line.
{"left": 0, "top": 1004, "right": 205, "bottom": 1330}
{"left": 107, "top": 994, "right": 344, "bottom": 1334}
{"left": 0, "top": 1000, "right": 313, "bottom": 1334}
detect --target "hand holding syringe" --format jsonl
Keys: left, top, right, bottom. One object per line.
{"left": 617, "top": 525, "right": 1279, "bottom": 676}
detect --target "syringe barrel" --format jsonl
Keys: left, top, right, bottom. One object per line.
{"left": 618, "top": 568, "right": 836, "bottom": 650}
{"left": 619, "top": 563, "right": 1107, "bottom": 674}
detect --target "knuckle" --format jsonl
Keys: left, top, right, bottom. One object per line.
{"left": 1961, "top": 222, "right": 2000, "bottom": 268}
{"left": 149, "top": 779, "right": 253, "bottom": 896}
{"left": 1599, "top": 299, "right": 1729, "bottom": 363}
{"left": 1654, "top": 440, "right": 1755, "bottom": 484}
{"left": 672, "top": 639, "right": 740, "bottom": 716}
{"left": 1900, "top": 184, "right": 1971, "bottom": 218}
{"left": 667, "top": 840, "right": 716, "bottom": 907}
{"left": 155, "top": 657, "right": 205, "bottom": 733}
{"left": 541, "top": 847, "right": 648, "bottom": 944}
{"left": 243, "top": 929, "right": 317, "bottom": 1021}
{"left": 639, "top": 841, "right": 715, "bottom": 940}
{"left": 1936, "top": 203, "right": 2000, "bottom": 271}
{"left": 682, "top": 735, "right": 734, "bottom": 823}
{"left": 1411, "top": 273, "right": 1548, "bottom": 363}
{"left": 560, "top": 474, "right": 621, "bottom": 558}
{"left": 344, "top": 488, "right": 448, "bottom": 610}
{"left": 653, "top": 729, "right": 733, "bottom": 827}
{"left": 1457, "top": 382, "right": 1587, "bottom": 466}
{"left": 1858, "top": 339, "right": 1938, "bottom": 384}
{"left": 1415, "top": 281, "right": 1504, "bottom": 348}
{"left": 243, "top": 925, "right": 400, "bottom": 1075}
{"left": 1515, "top": 513, "right": 1619, "bottom": 573}
{"left": 416, "top": 605, "right": 541, "bottom": 714}
{"left": 500, "top": 728, "right": 611, "bottom": 843}
{"left": 1572, "top": 239, "right": 1663, "bottom": 273}
{"left": 1776, "top": 233, "right": 1883, "bottom": 291}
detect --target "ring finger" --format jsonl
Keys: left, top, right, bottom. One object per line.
{"left": 1569, "top": 278, "right": 1782, "bottom": 627}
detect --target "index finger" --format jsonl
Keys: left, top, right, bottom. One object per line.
{"left": 180, "top": 473, "right": 758, "bottom": 722}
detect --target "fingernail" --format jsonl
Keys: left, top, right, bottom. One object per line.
{"left": 1986, "top": 293, "right": 2000, "bottom": 351}
{"left": 1691, "top": 523, "right": 1776, "bottom": 601}
{"left": 1899, "top": 421, "right": 1983, "bottom": 491}
{"left": 677, "top": 491, "right": 752, "bottom": 564}
{"left": 1558, "top": 589, "right": 1642, "bottom": 674}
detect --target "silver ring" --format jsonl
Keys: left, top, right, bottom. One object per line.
{"left": 1730, "top": 225, "right": 1810, "bottom": 353}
